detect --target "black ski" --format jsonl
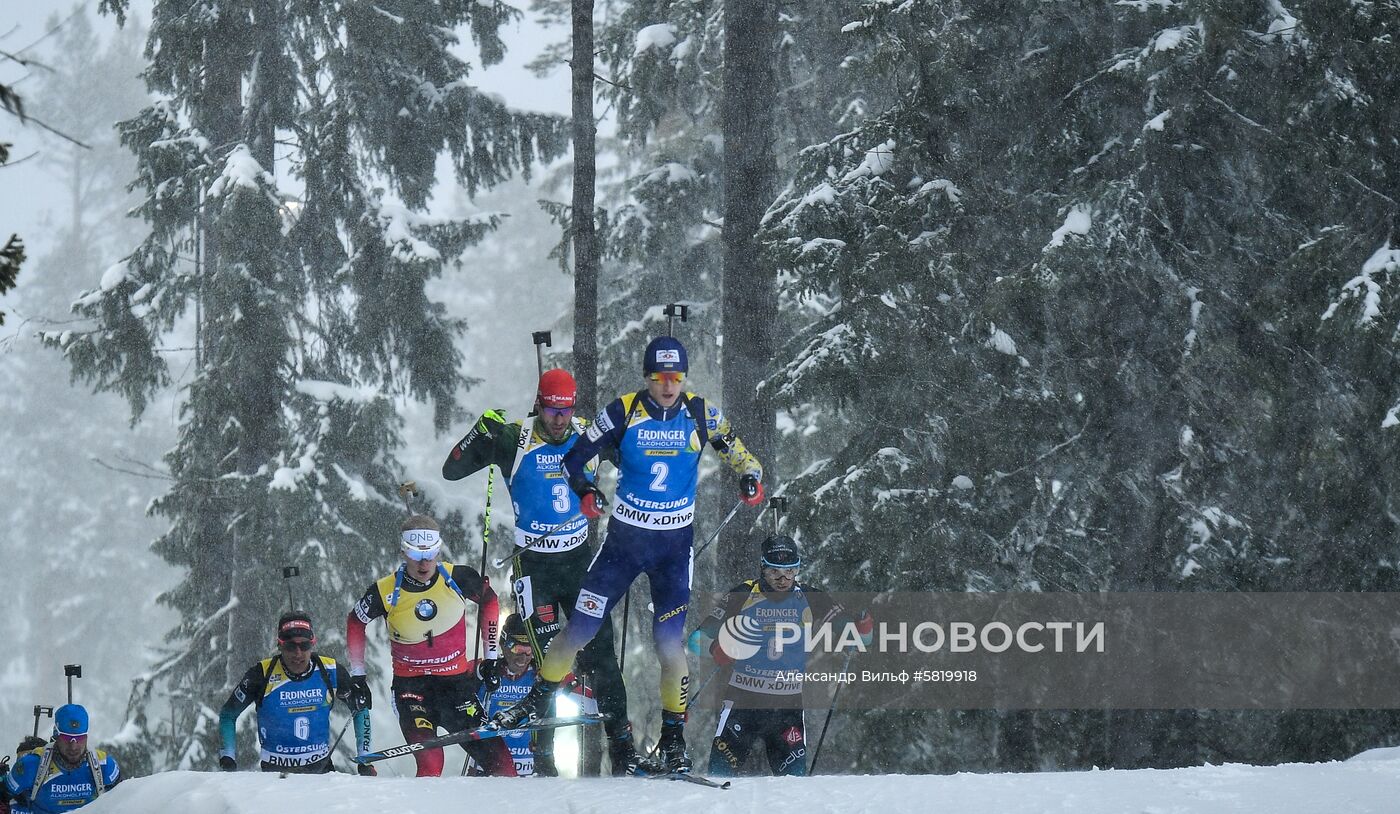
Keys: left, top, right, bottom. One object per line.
{"left": 356, "top": 715, "right": 604, "bottom": 764}
{"left": 644, "top": 771, "right": 731, "bottom": 789}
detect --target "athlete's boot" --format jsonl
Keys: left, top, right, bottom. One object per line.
{"left": 533, "top": 749, "right": 559, "bottom": 777}
{"left": 656, "top": 714, "right": 692, "bottom": 774}
{"left": 488, "top": 678, "right": 558, "bottom": 730}
{"left": 607, "top": 726, "right": 648, "bottom": 776}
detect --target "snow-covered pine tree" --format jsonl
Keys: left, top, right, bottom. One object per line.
{"left": 0, "top": 8, "right": 163, "bottom": 743}
{"left": 760, "top": 0, "right": 1400, "bottom": 773}
{"left": 45, "top": 0, "right": 566, "bottom": 771}
{"left": 528, "top": 0, "right": 885, "bottom": 399}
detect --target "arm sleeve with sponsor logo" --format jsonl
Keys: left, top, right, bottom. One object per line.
{"left": 575, "top": 417, "right": 620, "bottom": 469}
{"left": 2, "top": 753, "right": 36, "bottom": 805}
{"left": 561, "top": 399, "right": 629, "bottom": 492}
{"left": 332, "top": 661, "right": 374, "bottom": 756}
{"left": 703, "top": 404, "right": 763, "bottom": 480}
{"left": 219, "top": 662, "right": 266, "bottom": 760}
{"left": 442, "top": 417, "right": 520, "bottom": 480}
{"left": 451, "top": 565, "right": 502, "bottom": 660}
{"left": 347, "top": 584, "right": 387, "bottom": 675}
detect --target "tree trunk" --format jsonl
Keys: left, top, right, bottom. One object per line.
{"left": 571, "top": 0, "right": 599, "bottom": 416}
{"left": 719, "top": 0, "right": 779, "bottom": 583}
{"left": 571, "top": 0, "right": 603, "bottom": 776}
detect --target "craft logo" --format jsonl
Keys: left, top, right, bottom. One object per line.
{"left": 716, "top": 615, "right": 766, "bottom": 662}
{"left": 656, "top": 349, "right": 681, "bottom": 364}
{"left": 414, "top": 598, "right": 438, "bottom": 621}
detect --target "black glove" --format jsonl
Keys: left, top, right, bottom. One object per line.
{"left": 218, "top": 755, "right": 237, "bottom": 772}
{"left": 357, "top": 763, "right": 378, "bottom": 777}
{"left": 476, "top": 658, "right": 503, "bottom": 692}
{"left": 348, "top": 675, "right": 372, "bottom": 712}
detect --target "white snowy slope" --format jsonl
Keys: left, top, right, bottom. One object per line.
{"left": 83, "top": 747, "right": 1400, "bottom": 814}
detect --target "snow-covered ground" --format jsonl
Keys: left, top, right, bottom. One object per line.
{"left": 84, "top": 747, "right": 1400, "bottom": 814}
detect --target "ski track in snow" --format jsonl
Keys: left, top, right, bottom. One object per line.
{"left": 82, "top": 748, "right": 1400, "bottom": 813}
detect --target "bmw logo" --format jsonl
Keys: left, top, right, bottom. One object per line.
{"left": 414, "top": 599, "right": 438, "bottom": 621}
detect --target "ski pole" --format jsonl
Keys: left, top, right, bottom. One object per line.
{"left": 689, "top": 664, "right": 723, "bottom": 700}
{"left": 491, "top": 512, "right": 586, "bottom": 568}
{"left": 475, "top": 466, "right": 494, "bottom": 663}
{"left": 693, "top": 498, "right": 745, "bottom": 559}
{"left": 619, "top": 590, "right": 631, "bottom": 672}
{"left": 328, "top": 715, "right": 354, "bottom": 759}
{"left": 809, "top": 648, "right": 854, "bottom": 774}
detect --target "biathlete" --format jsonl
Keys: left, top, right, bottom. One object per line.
{"left": 346, "top": 514, "right": 515, "bottom": 776}
{"left": 688, "top": 535, "right": 872, "bottom": 777}
{"left": 491, "top": 336, "right": 764, "bottom": 774}
{"left": 443, "top": 369, "right": 635, "bottom": 774}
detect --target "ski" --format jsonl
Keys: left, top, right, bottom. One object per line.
{"left": 645, "top": 771, "right": 731, "bottom": 789}
{"left": 355, "top": 715, "right": 604, "bottom": 764}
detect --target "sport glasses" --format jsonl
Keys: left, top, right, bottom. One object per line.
{"left": 507, "top": 642, "right": 534, "bottom": 654}
{"left": 56, "top": 733, "right": 87, "bottom": 744}
{"left": 540, "top": 406, "right": 574, "bottom": 418}
{"left": 402, "top": 545, "right": 440, "bottom": 562}
{"left": 647, "top": 372, "right": 685, "bottom": 384}
{"left": 279, "top": 639, "right": 313, "bottom": 652}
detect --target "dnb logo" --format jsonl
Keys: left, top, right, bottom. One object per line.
{"left": 716, "top": 615, "right": 765, "bottom": 662}
{"left": 414, "top": 598, "right": 438, "bottom": 621}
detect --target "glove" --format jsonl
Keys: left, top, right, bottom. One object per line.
{"left": 348, "top": 675, "right": 372, "bottom": 712}
{"left": 709, "top": 638, "right": 735, "bottom": 667}
{"left": 579, "top": 484, "right": 608, "bottom": 519}
{"left": 475, "top": 409, "right": 507, "bottom": 439}
{"left": 218, "top": 755, "right": 237, "bottom": 772}
{"left": 357, "top": 763, "right": 378, "bottom": 777}
{"left": 739, "top": 474, "right": 764, "bottom": 507}
{"left": 476, "top": 658, "right": 503, "bottom": 692}
{"left": 855, "top": 610, "right": 875, "bottom": 647}
{"left": 685, "top": 629, "right": 712, "bottom": 657}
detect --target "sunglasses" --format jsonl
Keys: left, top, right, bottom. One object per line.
{"left": 507, "top": 642, "right": 534, "bottom": 654}
{"left": 279, "top": 639, "right": 313, "bottom": 652}
{"left": 56, "top": 733, "right": 86, "bottom": 744}
{"left": 402, "top": 545, "right": 439, "bottom": 562}
{"left": 540, "top": 406, "right": 574, "bottom": 418}
{"left": 647, "top": 372, "right": 685, "bottom": 384}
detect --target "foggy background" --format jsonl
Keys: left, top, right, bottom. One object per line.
{"left": 0, "top": 1, "right": 577, "bottom": 755}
